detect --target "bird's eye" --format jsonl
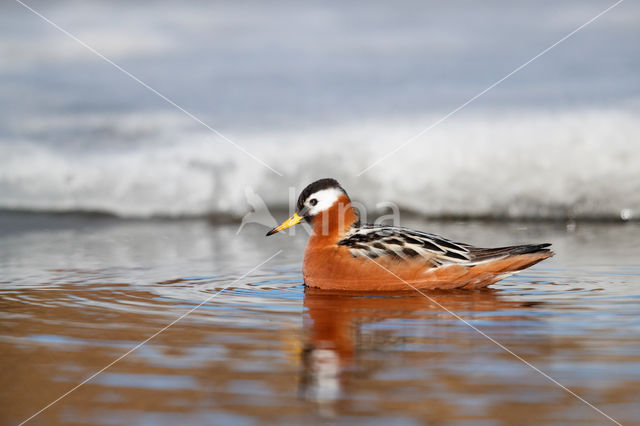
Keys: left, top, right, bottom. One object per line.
{"left": 309, "top": 198, "right": 318, "bottom": 206}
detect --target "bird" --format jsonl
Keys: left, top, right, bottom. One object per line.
{"left": 266, "top": 178, "right": 553, "bottom": 291}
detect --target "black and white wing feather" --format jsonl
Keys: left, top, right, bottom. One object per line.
{"left": 337, "top": 224, "right": 473, "bottom": 266}
{"left": 338, "top": 224, "right": 552, "bottom": 267}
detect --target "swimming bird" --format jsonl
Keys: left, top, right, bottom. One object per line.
{"left": 266, "top": 178, "right": 553, "bottom": 290}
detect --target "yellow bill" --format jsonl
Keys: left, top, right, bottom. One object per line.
{"left": 266, "top": 213, "right": 303, "bottom": 236}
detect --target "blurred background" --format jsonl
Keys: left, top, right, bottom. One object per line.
{"left": 1, "top": 0, "right": 638, "bottom": 220}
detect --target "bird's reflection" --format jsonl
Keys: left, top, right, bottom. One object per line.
{"left": 299, "top": 286, "right": 541, "bottom": 416}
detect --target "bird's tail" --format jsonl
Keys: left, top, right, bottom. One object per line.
{"left": 452, "top": 243, "right": 553, "bottom": 289}
{"left": 469, "top": 243, "right": 553, "bottom": 262}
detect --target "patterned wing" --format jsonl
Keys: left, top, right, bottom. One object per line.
{"left": 337, "top": 224, "right": 472, "bottom": 266}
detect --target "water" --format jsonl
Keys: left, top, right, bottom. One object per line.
{"left": 2, "top": 213, "right": 640, "bottom": 425}
{"left": 1, "top": 0, "right": 640, "bottom": 219}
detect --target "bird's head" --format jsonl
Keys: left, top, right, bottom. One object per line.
{"left": 266, "top": 178, "right": 355, "bottom": 236}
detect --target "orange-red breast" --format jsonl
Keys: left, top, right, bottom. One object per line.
{"left": 267, "top": 178, "right": 553, "bottom": 290}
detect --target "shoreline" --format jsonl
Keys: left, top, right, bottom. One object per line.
{"left": 1, "top": 208, "right": 637, "bottom": 225}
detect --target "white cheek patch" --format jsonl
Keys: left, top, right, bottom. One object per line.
{"left": 307, "top": 188, "right": 343, "bottom": 216}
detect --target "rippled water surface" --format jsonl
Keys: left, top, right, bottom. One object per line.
{"left": 1, "top": 214, "right": 639, "bottom": 425}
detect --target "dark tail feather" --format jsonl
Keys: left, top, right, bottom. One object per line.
{"left": 469, "top": 243, "right": 553, "bottom": 261}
